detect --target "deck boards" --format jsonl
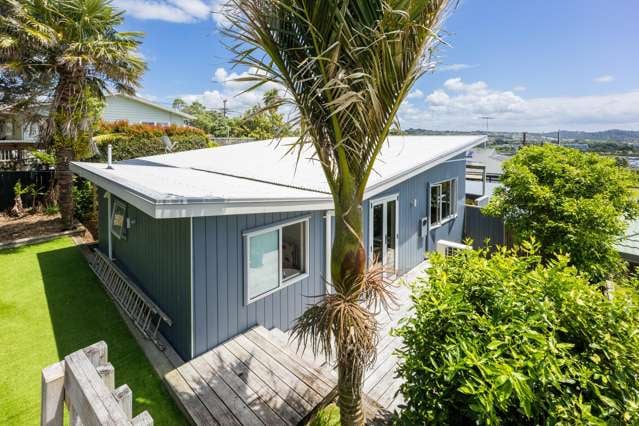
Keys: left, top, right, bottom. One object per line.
{"left": 284, "top": 261, "right": 425, "bottom": 415}
{"left": 168, "top": 325, "right": 337, "bottom": 425}
{"left": 167, "top": 261, "right": 426, "bottom": 425}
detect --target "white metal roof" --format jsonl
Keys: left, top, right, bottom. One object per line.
{"left": 71, "top": 135, "right": 486, "bottom": 218}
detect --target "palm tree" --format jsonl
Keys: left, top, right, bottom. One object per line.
{"left": 0, "top": 0, "right": 145, "bottom": 228}
{"left": 224, "top": 0, "right": 454, "bottom": 424}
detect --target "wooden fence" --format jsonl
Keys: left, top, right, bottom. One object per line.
{"left": 41, "top": 341, "right": 153, "bottom": 425}
{"left": 464, "top": 204, "right": 512, "bottom": 249}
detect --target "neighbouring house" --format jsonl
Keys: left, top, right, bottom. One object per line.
{"left": 466, "top": 147, "right": 507, "bottom": 182}
{"left": 0, "top": 93, "right": 194, "bottom": 143}
{"left": 71, "top": 135, "right": 486, "bottom": 360}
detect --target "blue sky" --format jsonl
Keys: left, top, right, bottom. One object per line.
{"left": 115, "top": 0, "right": 639, "bottom": 132}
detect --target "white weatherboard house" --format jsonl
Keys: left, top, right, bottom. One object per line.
{"left": 71, "top": 135, "right": 486, "bottom": 360}
{"left": 0, "top": 93, "right": 194, "bottom": 142}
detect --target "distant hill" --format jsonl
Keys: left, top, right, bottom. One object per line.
{"left": 399, "top": 128, "right": 639, "bottom": 143}
{"left": 538, "top": 129, "right": 639, "bottom": 142}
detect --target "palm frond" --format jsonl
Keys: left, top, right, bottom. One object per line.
{"left": 224, "top": 0, "right": 455, "bottom": 196}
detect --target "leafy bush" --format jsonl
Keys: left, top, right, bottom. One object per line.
{"left": 395, "top": 243, "right": 639, "bottom": 425}
{"left": 309, "top": 404, "right": 340, "bottom": 426}
{"left": 72, "top": 177, "right": 98, "bottom": 237}
{"left": 484, "top": 144, "right": 639, "bottom": 282}
{"left": 92, "top": 120, "right": 213, "bottom": 161}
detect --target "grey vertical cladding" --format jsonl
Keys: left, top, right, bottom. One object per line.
{"left": 191, "top": 211, "right": 326, "bottom": 357}
{"left": 463, "top": 205, "right": 506, "bottom": 248}
{"left": 362, "top": 154, "right": 467, "bottom": 275}
{"left": 96, "top": 189, "right": 192, "bottom": 360}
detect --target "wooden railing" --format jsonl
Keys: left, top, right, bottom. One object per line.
{"left": 41, "top": 341, "right": 153, "bottom": 425}
{"left": 0, "top": 140, "right": 43, "bottom": 170}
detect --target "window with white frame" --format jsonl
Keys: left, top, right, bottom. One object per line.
{"left": 430, "top": 179, "right": 457, "bottom": 227}
{"left": 244, "top": 217, "right": 309, "bottom": 304}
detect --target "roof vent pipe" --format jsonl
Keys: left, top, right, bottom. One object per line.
{"left": 107, "top": 144, "right": 113, "bottom": 169}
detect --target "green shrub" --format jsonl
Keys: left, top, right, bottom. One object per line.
{"left": 72, "top": 177, "right": 99, "bottom": 237}
{"left": 44, "top": 205, "right": 59, "bottom": 215}
{"left": 309, "top": 403, "right": 340, "bottom": 426}
{"left": 92, "top": 120, "right": 211, "bottom": 161}
{"left": 395, "top": 242, "right": 639, "bottom": 425}
{"left": 484, "top": 144, "right": 639, "bottom": 282}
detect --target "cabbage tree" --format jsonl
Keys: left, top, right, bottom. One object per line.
{"left": 224, "top": 1, "right": 454, "bottom": 423}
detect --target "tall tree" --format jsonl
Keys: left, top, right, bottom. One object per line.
{"left": 172, "top": 97, "right": 187, "bottom": 111}
{"left": 0, "top": 0, "right": 145, "bottom": 228}
{"left": 484, "top": 144, "right": 639, "bottom": 282}
{"left": 224, "top": 1, "right": 454, "bottom": 424}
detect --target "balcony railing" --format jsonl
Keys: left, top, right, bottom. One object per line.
{"left": 0, "top": 140, "right": 44, "bottom": 170}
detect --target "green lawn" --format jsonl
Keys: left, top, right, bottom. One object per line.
{"left": 0, "top": 237, "right": 187, "bottom": 425}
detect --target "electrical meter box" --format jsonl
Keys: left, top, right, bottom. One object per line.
{"left": 420, "top": 217, "right": 429, "bottom": 238}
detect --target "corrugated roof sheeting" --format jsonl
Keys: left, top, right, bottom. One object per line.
{"left": 71, "top": 135, "right": 485, "bottom": 217}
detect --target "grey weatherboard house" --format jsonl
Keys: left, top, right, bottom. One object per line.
{"left": 71, "top": 135, "right": 486, "bottom": 360}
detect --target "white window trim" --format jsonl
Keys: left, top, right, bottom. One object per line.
{"left": 243, "top": 216, "right": 311, "bottom": 305}
{"left": 429, "top": 178, "right": 458, "bottom": 230}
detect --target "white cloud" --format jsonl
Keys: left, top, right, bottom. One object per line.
{"left": 397, "top": 77, "right": 639, "bottom": 132}
{"left": 594, "top": 74, "right": 614, "bottom": 83}
{"left": 513, "top": 85, "right": 526, "bottom": 92}
{"left": 113, "top": 0, "right": 217, "bottom": 23}
{"left": 425, "top": 90, "right": 449, "bottom": 106}
{"left": 437, "top": 63, "right": 478, "bottom": 72}
{"left": 407, "top": 89, "right": 424, "bottom": 99}
{"left": 179, "top": 67, "right": 286, "bottom": 114}
{"left": 443, "top": 77, "right": 489, "bottom": 94}
{"left": 179, "top": 72, "right": 639, "bottom": 132}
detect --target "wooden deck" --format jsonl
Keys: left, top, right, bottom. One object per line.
{"left": 286, "top": 263, "right": 422, "bottom": 414}
{"left": 165, "top": 325, "right": 338, "bottom": 425}
{"left": 166, "top": 262, "right": 426, "bottom": 425}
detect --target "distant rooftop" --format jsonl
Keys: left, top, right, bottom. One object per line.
{"left": 617, "top": 219, "right": 639, "bottom": 264}
{"left": 466, "top": 148, "right": 509, "bottom": 177}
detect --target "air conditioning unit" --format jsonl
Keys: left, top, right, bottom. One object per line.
{"left": 436, "top": 240, "right": 471, "bottom": 257}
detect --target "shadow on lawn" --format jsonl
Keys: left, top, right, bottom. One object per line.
{"left": 37, "top": 245, "right": 186, "bottom": 424}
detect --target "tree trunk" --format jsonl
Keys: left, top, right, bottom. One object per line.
{"left": 10, "top": 194, "right": 24, "bottom": 217}
{"left": 332, "top": 193, "right": 367, "bottom": 426}
{"left": 337, "top": 351, "right": 366, "bottom": 426}
{"left": 55, "top": 147, "right": 74, "bottom": 229}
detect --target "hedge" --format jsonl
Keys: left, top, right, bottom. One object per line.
{"left": 394, "top": 242, "right": 639, "bottom": 425}
{"left": 93, "top": 120, "right": 215, "bottom": 161}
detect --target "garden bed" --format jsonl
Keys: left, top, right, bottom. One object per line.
{"left": 0, "top": 212, "right": 93, "bottom": 246}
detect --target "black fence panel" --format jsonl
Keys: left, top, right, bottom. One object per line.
{"left": 0, "top": 170, "right": 54, "bottom": 211}
{"left": 464, "top": 204, "right": 509, "bottom": 249}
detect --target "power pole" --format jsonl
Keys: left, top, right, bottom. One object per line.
{"left": 479, "top": 116, "right": 494, "bottom": 148}
{"left": 522, "top": 132, "right": 527, "bottom": 145}
{"left": 222, "top": 99, "right": 228, "bottom": 118}
{"left": 557, "top": 129, "right": 560, "bottom": 145}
